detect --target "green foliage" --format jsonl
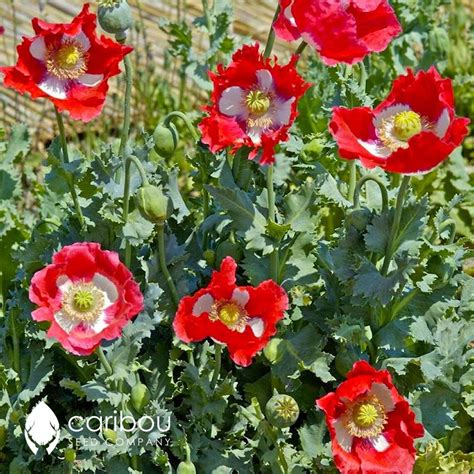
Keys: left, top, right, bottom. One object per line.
{"left": 0, "top": 0, "right": 473, "bottom": 472}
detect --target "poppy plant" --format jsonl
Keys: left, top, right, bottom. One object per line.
{"left": 329, "top": 67, "right": 470, "bottom": 174}
{"left": 316, "top": 361, "right": 424, "bottom": 474}
{"left": 274, "top": 0, "right": 402, "bottom": 66}
{"left": 173, "top": 257, "right": 288, "bottom": 366}
{"left": 29, "top": 243, "right": 144, "bottom": 356}
{"left": 0, "top": 4, "right": 132, "bottom": 122}
{"left": 199, "top": 43, "right": 310, "bottom": 165}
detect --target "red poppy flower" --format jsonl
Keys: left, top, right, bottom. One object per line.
{"left": 0, "top": 4, "right": 132, "bottom": 122}
{"left": 173, "top": 257, "right": 288, "bottom": 366}
{"left": 316, "top": 361, "right": 424, "bottom": 474}
{"left": 0, "top": 26, "right": 4, "bottom": 36}
{"left": 29, "top": 243, "right": 144, "bottom": 356}
{"left": 329, "top": 67, "right": 470, "bottom": 174}
{"left": 199, "top": 43, "right": 310, "bottom": 165}
{"left": 274, "top": 0, "right": 402, "bottom": 65}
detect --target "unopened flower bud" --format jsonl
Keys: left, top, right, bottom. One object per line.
{"left": 131, "top": 383, "right": 151, "bottom": 414}
{"left": 176, "top": 460, "right": 197, "bottom": 474}
{"left": 103, "top": 428, "right": 118, "bottom": 444}
{"left": 64, "top": 448, "right": 77, "bottom": 462}
{"left": 153, "top": 123, "right": 179, "bottom": 158}
{"left": 135, "top": 185, "right": 171, "bottom": 224}
{"left": 98, "top": 1, "right": 133, "bottom": 36}
{"left": 265, "top": 394, "right": 299, "bottom": 428}
{"left": 263, "top": 338, "right": 283, "bottom": 364}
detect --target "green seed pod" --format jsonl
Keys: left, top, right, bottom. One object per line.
{"left": 215, "top": 241, "right": 243, "bottom": 267}
{"left": 265, "top": 394, "right": 299, "bottom": 428}
{"left": 98, "top": 1, "right": 133, "bottom": 36}
{"left": 131, "top": 383, "right": 151, "bottom": 414}
{"left": 176, "top": 460, "right": 197, "bottom": 474}
{"left": 346, "top": 208, "right": 371, "bottom": 232}
{"left": 135, "top": 185, "right": 171, "bottom": 224}
{"left": 263, "top": 338, "right": 283, "bottom": 364}
{"left": 103, "top": 428, "right": 118, "bottom": 444}
{"left": 64, "top": 448, "right": 77, "bottom": 463}
{"left": 153, "top": 123, "right": 179, "bottom": 159}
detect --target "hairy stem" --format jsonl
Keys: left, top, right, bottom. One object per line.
{"left": 97, "top": 346, "right": 113, "bottom": 377}
{"left": 157, "top": 223, "right": 180, "bottom": 309}
{"left": 211, "top": 344, "right": 222, "bottom": 389}
{"left": 381, "top": 175, "right": 411, "bottom": 275}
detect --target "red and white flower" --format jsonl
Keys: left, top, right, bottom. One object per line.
{"left": 0, "top": 4, "right": 132, "bottom": 122}
{"left": 29, "top": 243, "right": 144, "bottom": 356}
{"left": 329, "top": 67, "right": 470, "bottom": 174}
{"left": 199, "top": 43, "right": 310, "bottom": 165}
{"left": 317, "top": 361, "right": 424, "bottom": 474}
{"left": 274, "top": 0, "right": 402, "bottom": 65}
{"left": 173, "top": 257, "right": 288, "bottom": 366}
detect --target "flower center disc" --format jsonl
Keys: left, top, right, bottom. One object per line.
{"left": 47, "top": 40, "right": 87, "bottom": 80}
{"left": 246, "top": 90, "right": 271, "bottom": 116}
{"left": 393, "top": 111, "right": 422, "bottom": 141}
{"left": 62, "top": 282, "right": 104, "bottom": 323}
{"left": 209, "top": 301, "right": 248, "bottom": 332}
{"left": 343, "top": 396, "right": 386, "bottom": 438}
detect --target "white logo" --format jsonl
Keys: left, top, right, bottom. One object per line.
{"left": 24, "top": 401, "right": 60, "bottom": 454}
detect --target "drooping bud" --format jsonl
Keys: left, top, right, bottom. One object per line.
{"left": 265, "top": 394, "right": 300, "bottom": 428}
{"left": 153, "top": 123, "right": 179, "bottom": 159}
{"left": 98, "top": 0, "right": 133, "bottom": 37}
{"left": 131, "top": 383, "right": 151, "bottom": 414}
{"left": 64, "top": 448, "right": 77, "bottom": 462}
{"left": 263, "top": 337, "right": 283, "bottom": 364}
{"left": 176, "top": 460, "right": 197, "bottom": 474}
{"left": 135, "top": 185, "right": 171, "bottom": 224}
{"left": 103, "top": 428, "right": 118, "bottom": 444}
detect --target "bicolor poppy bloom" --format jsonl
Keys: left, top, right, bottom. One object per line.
{"left": 199, "top": 43, "right": 310, "bottom": 165}
{"left": 316, "top": 361, "right": 424, "bottom": 474}
{"left": 0, "top": 4, "right": 132, "bottom": 122}
{"left": 173, "top": 257, "right": 288, "bottom": 366}
{"left": 329, "top": 67, "right": 470, "bottom": 174}
{"left": 29, "top": 243, "right": 144, "bottom": 356}
{"left": 274, "top": 0, "right": 402, "bottom": 65}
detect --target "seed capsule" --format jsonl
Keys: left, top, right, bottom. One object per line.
{"left": 265, "top": 394, "right": 300, "bottom": 428}
{"left": 98, "top": 1, "right": 133, "bottom": 36}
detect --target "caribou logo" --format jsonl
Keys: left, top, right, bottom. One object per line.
{"left": 24, "top": 401, "right": 60, "bottom": 454}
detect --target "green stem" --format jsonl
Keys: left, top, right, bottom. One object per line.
{"left": 157, "top": 223, "right": 180, "bottom": 309}
{"left": 263, "top": 5, "right": 281, "bottom": 58}
{"left": 353, "top": 175, "right": 389, "bottom": 212}
{"left": 295, "top": 41, "right": 307, "bottom": 56}
{"left": 381, "top": 176, "right": 410, "bottom": 275}
{"left": 348, "top": 161, "right": 357, "bottom": 202}
{"left": 97, "top": 346, "right": 113, "bottom": 377}
{"left": 211, "top": 344, "right": 222, "bottom": 389}
{"left": 163, "top": 111, "right": 200, "bottom": 142}
{"left": 119, "top": 54, "right": 133, "bottom": 158}
{"left": 122, "top": 157, "right": 132, "bottom": 268}
{"left": 127, "top": 155, "right": 149, "bottom": 186}
{"left": 267, "top": 165, "right": 279, "bottom": 281}
{"left": 54, "top": 108, "right": 85, "bottom": 227}
{"left": 10, "top": 309, "right": 21, "bottom": 392}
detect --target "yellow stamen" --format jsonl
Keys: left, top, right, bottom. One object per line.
{"left": 246, "top": 90, "right": 271, "bottom": 115}
{"left": 393, "top": 111, "right": 422, "bottom": 141}
{"left": 46, "top": 40, "right": 88, "bottom": 80}
{"left": 62, "top": 282, "right": 104, "bottom": 324}
{"left": 342, "top": 395, "right": 387, "bottom": 439}
{"left": 209, "top": 301, "right": 248, "bottom": 332}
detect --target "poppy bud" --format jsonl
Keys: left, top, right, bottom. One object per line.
{"left": 131, "top": 383, "right": 151, "bottom": 414}
{"left": 203, "top": 249, "right": 216, "bottom": 266}
{"left": 346, "top": 208, "right": 371, "bottom": 232}
{"left": 265, "top": 394, "right": 299, "bottom": 428}
{"left": 153, "top": 123, "right": 179, "bottom": 158}
{"left": 98, "top": 1, "right": 133, "bottom": 36}
{"left": 64, "top": 448, "right": 77, "bottom": 462}
{"left": 176, "top": 460, "right": 197, "bottom": 474}
{"left": 135, "top": 185, "right": 171, "bottom": 224}
{"left": 263, "top": 338, "right": 283, "bottom": 364}
{"left": 103, "top": 428, "right": 118, "bottom": 444}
